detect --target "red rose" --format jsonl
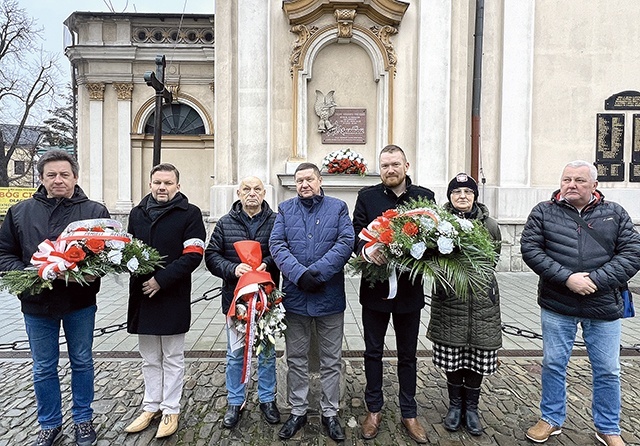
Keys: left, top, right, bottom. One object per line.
{"left": 63, "top": 246, "right": 86, "bottom": 263}
{"left": 402, "top": 221, "right": 419, "bottom": 236}
{"left": 85, "top": 239, "right": 105, "bottom": 253}
{"left": 383, "top": 209, "right": 398, "bottom": 219}
{"left": 379, "top": 230, "right": 394, "bottom": 244}
{"left": 91, "top": 226, "right": 105, "bottom": 232}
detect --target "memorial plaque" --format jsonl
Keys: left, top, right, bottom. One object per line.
{"left": 595, "top": 113, "right": 624, "bottom": 162}
{"left": 595, "top": 162, "right": 624, "bottom": 182}
{"left": 321, "top": 108, "right": 366, "bottom": 144}
{"left": 633, "top": 114, "right": 640, "bottom": 163}
{"left": 629, "top": 163, "right": 640, "bottom": 182}
{"left": 604, "top": 90, "right": 640, "bottom": 110}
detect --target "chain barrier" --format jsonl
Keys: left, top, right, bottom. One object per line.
{"left": 2, "top": 287, "right": 640, "bottom": 354}
{"left": 0, "top": 287, "right": 222, "bottom": 352}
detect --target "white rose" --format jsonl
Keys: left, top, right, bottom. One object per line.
{"left": 126, "top": 257, "right": 139, "bottom": 272}
{"left": 437, "top": 236, "right": 455, "bottom": 254}
{"left": 438, "top": 220, "right": 456, "bottom": 236}
{"left": 456, "top": 217, "right": 474, "bottom": 232}
{"left": 410, "top": 241, "right": 427, "bottom": 259}
{"left": 107, "top": 250, "right": 123, "bottom": 264}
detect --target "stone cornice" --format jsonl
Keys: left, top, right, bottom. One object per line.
{"left": 282, "top": 0, "right": 409, "bottom": 26}
{"left": 66, "top": 46, "right": 214, "bottom": 63}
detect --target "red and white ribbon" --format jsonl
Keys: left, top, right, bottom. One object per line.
{"left": 30, "top": 218, "right": 132, "bottom": 280}
{"left": 31, "top": 239, "right": 79, "bottom": 280}
{"left": 227, "top": 282, "right": 269, "bottom": 384}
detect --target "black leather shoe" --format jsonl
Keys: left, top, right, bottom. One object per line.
{"left": 223, "top": 403, "right": 245, "bottom": 429}
{"left": 259, "top": 401, "right": 281, "bottom": 424}
{"left": 322, "top": 415, "right": 346, "bottom": 441}
{"left": 278, "top": 414, "right": 307, "bottom": 439}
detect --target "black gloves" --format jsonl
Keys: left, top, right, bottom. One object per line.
{"left": 298, "top": 270, "right": 323, "bottom": 292}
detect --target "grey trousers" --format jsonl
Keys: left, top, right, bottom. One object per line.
{"left": 284, "top": 312, "right": 344, "bottom": 417}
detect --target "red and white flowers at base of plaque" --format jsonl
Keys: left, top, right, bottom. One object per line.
{"left": 321, "top": 148, "right": 367, "bottom": 176}
{"left": 227, "top": 240, "right": 286, "bottom": 384}
{"left": 349, "top": 198, "right": 498, "bottom": 299}
{"left": 0, "top": 218, "right": 164, "bottom": 296}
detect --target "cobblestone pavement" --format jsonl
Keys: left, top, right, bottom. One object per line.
{"left": 1, "top": 356, "right": 640, "bottom": 445}
{"left": 1, "top": 269, "right": 640, "bottom": 445}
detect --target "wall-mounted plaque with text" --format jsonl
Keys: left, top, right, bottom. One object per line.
{"left": 322, "top": 108, "right": 366, "bottom": 144}
{"left": 595, "top": 162, "right": 624, "bottom": 182}
{"left": 604, "top": 90, "right": 640, "bottom": 110}
{"left": 629, "top": 163, "right": 640, "bottom": 182}
{"left": 595, "top": 113, "right": 624, "bottom": 162}
{"left": 633, "top": 114, "right": 640, "bottom": 163}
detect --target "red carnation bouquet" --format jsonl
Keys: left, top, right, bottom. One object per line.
{"left": 227, "top": 240, "right": 286, "bottom": 384}
{"left": 321, "top": 148, "right": 367, "bottom": 175}
{"left": 0, "top": 218, "right": 163, "bottom": 295}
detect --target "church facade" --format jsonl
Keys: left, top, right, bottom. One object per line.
{"left": 64, "top": 1, "right": 640, "bottom": 271}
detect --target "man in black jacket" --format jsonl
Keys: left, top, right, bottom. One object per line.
{"left": 0, "top": 149, "right": 109, "bottom": 446}
{"left": 123, "top": 163, "right": 205, "bottom": 439}
{"left": 205, "top": 176, "right": 281, "bottom": 429}
{"left": 521, "top": 160, "right": 640, "bottom": 446}
{"left": 352, "top": 145, "right": 435, "bottom": 444}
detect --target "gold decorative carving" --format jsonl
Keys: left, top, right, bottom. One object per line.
{"left": 112, "top": 83, "right": 133, "bottom": 100}
{"left": 371, "top": 25, "right": 398, "bottom": 69}
{"left": 167, "top": 84, "right": 180, "bottom": 101}
{"left": 86, "top": 83, "right": 105, "bottom": 101}
{"left": 289, "top": 24, "right": 318, "bottom": 75}
{"left": 283, "top": 0, "right": 408, "bottom": 26}
{"left": 335, "top": 9, "right": 356, "bottom": 39}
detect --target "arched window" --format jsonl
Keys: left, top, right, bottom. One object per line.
{"left": 144, "top": 103, "right": 206, "bottom": 135}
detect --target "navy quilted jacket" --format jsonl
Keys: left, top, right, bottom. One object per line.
{"left": 205, "top": 200, "right": 279, "bottom": 313}
{"left": 521, "top": 190, "right": 640, "bottom": 320}
{"left": 269, "top": 191, "right": 354, "bottom": 317}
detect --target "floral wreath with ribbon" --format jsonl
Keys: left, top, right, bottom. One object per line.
{"left": 349, "top": 198, "right": 498, "bottom": 300}
{"left": 227, "top": 240, "right": 286, "bottom": 384}
{"left": 0, "top": 218, "right": 164, "bottom": 295}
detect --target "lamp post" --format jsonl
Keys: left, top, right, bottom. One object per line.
{"left": 144, "top": 55, "right": 173, "bottom": 166}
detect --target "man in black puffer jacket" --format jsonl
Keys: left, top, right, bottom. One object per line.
{"left": 521, "top": 160, "right": 640, "bottom": 446}
{"left": 205, "top": 177, "right": 280, "bottom": 429}
{"left": 0, "top": 149, "right": 109, "bottom": 446}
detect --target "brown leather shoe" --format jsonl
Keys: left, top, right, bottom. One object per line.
{"left": 596, "top": 432, "right": 625, "bottom": 446}
{"left": 361, "top": 411, "right": 382, "bottom": 439}
{"left": 526, "top": 419, "right": 561, "bottom": 443}
{"left": 401, "top": 417, "right": 428, "bottom": 444}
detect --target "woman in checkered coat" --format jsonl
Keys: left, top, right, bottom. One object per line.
{"left": 427, "top": 173, "right": 502, "bottom": 436}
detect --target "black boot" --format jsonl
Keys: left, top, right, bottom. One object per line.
{"left": 443, "top": 382, "right": 463, "bottom": 431}
{"left": 463, "top": 386, "right": 483, "bottom": 436}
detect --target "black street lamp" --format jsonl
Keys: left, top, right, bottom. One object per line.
{"left": 144, "top": 55, "right": 173, "bottom": 166}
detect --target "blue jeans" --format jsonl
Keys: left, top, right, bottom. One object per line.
{"left": 24, "top": 305, "right": 96, "bottom": 429}
{"left": 540, "top": 308, "right": 621, "bottom": 434}
{"left": 225, "top": 325, "right": 277, "bottom": 405}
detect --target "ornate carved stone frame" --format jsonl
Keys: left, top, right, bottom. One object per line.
{"left": 283, "top": 0, "right": 408, "bottom": 160}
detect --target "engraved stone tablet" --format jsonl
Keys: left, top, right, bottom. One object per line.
{"left": 604, "top": 91, "right": 640, "bottom": 110}
{"left": 595, "top": 114, "right": 624, "bottom": 162}
{"left": 633, "top": 114, "right": 640, "bottom": 164}
{"left": 321, "top": 108, "right": 366, "bottom": 144}
{"left": 629, "top": 163, "right": 640, "bottom": 182}
{"left": 595, "top": 162, "right": 624, "bottom": 182}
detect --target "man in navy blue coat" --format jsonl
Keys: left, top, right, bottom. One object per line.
{"left": 270, "top": 163, "right": 354, "bottom": 441}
